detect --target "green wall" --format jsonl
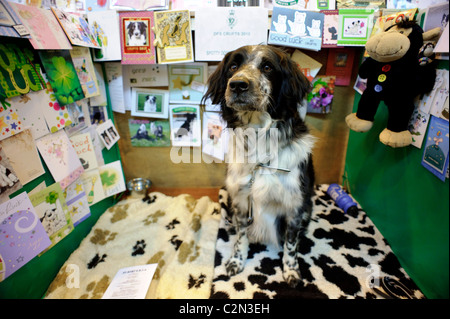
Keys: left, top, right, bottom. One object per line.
{"left": 345, "top": 93, "right": 449, "bottom": 299}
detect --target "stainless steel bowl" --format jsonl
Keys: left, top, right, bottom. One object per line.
{"left": 127, "top": 178, "right": 151, "bottom": 195}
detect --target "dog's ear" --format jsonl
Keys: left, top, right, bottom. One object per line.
{"left": 127, "top": 22, "right": 133, "bottom": 30}
{"left": 271, "top": 50, "right": 310, "bottom": 120}
{"left": 202, "top": 50, "right": 233, "bottom": 106}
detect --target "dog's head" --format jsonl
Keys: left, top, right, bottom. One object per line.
{"left": 128, "top": 21, "right": 147, "bottom": 39}
{"left": 146, "top": 95, "right": 157, "bottom": 103}
{"left": 202, "top": 45, "right": 310, "bottom": 127}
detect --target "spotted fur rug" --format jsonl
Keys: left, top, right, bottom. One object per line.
{"left": 45, "top": 193, "right": 221, "bottom": 299}
{"left": 211, "top": 185, "right": 425, "bottom": 299}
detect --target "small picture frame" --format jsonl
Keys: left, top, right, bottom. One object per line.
{"left": 131, "top": 88, "right": 169, "bottom": 119}
{"left": 96, "top": 119, "right": 120, "bottom": 150}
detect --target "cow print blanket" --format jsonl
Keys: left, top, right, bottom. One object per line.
{"left": 211, "top": 185, "right": 425, "bottom": 299}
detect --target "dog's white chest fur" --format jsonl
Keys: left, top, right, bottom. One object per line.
{"left": 225, "top": 111, "right": 314, "bottom": 246}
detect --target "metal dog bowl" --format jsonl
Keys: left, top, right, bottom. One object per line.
{"left": 127, "top": 178, "right": 151, "bottom": 196}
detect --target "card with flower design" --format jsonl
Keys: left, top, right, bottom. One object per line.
{"left": 36, "top": 130, "right": 84, "bottom": 189}
{"left": 0, "top": 192, "right": 51, "bottom": 282}
{"left": 29, "top": 182, "right": 74, "bottom": 254}
{"left": 306, "top": 76, "right": 335, "bottom": 114}
{"left": 51, "top": 7, "right": 100, "bottom": 48}
{"left": 69, "top": 47, "right": 100, "bottom": 98}
{"left": 39, "top": 50, "right": 85, "bottom": 106}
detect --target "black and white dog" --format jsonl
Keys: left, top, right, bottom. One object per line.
{"left": 127, "top": 21, "right": 147, "bottom": 46}
{"left": 202, "top": 45, "right": 315, "bottom": 287}
{"left": 144, "top": 95, "right": 157, "bottom": 112}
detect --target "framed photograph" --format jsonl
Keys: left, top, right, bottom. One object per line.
{"left": 131, "top": 88, "right": 169, "bottom": 119}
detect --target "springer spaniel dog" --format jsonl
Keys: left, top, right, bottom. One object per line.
{"left": 127, "top": 21, "right": 147, "bottom": 46}
{"left": 202, "top": 45, "right": 314, "bottom": 287}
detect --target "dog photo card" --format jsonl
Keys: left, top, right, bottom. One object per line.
{"left": 119, "top": 11, "right": 156, "bottom": 65}
{"left": 169, "top": 105, "right": 201, "bottom": 147}
{"left": 337, "top": 8, "right": 375, "bottom": 46}
{"left": 96, "top": 119, "right": 120, "bottom": 150}
{"left": 129, "top": 118, "right": 171, "bottom": 147}
{"left": 131, "top": 88, "right": 169, "bottom": 119}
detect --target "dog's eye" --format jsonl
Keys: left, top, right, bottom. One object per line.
{"left": 262, "top": 64, "right": 272, "bottom": 73}
{"left": 229, "top": 63, "right": 238, "bottom": 72}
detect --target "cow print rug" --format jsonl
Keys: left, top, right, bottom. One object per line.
{"left": 211, "top": 185, "right": 425, "bottom": 299}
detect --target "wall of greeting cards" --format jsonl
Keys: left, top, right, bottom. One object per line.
{"left": 0, "top": 0, "right": 448, "bottom": 298}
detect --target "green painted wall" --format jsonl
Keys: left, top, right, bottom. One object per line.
{"left": 345, "top": 90, "right": 449, "bottom": 299}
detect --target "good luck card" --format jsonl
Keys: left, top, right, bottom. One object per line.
{"left": 0, "top": 192, "right": 51, "bottom": 282}
{"left": 269, "top": 7, "right": 324, "bottom": 51}
{"left": 119, "top": 11, "right": 156, "bottom": 65}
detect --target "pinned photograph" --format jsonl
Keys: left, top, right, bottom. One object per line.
{"left": 96, "top": 119, "right": 120, "bottom": 150}
{"left": 131, "top": 88, "right": 169, "bottom": 119}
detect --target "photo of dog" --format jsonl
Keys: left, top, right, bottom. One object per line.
{"left": 202, "top": 45, "right": 314, "bottom": 287}
{"left": 143, "top": 95, "right": 157, "bottom": 112}
{"left": 126, "top": 21, "right": 148, "bottom": 46}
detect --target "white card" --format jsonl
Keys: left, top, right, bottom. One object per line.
{"left": 102, "top": 264, "right": 158, "bottom": 299}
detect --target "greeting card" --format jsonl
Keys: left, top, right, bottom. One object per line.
{"left": 79, "top": 169, "right": 106, "bottom": 206}
{"left": 96, "top": 119, "right": 120, "bottom": 150}
{"left": 36, "top": 130, "right": 84, "bottom": 189}
{"left": 123, "top": 64, "right": 169, "bottom": 87}
{"left": 89, "top": 63, "right": 108, "bottom": 107}
{"left": 168, "top": 63, "right": 207, "bottom": 104}
{"left": 69, "top": 47, "right": 100, "bottom": 98}
{"left": 7, "top": 93, "right": 50, "bottom": 140}
{"left": 0, "top": 0, "right": 28, "bottom": 38}
{"left": 51, "top": 7, "right": 100, "bottom": 48}
{"left": 131, "top": 88, "right": 169, "bottom": 118}
{"left": 0, "top": 192, "right": 51, "bottom": 282}
{"left": 104, "top": 62, "right": 125, "bottom": 113}
{"left": 70, "top": 132, "right": 99, "bottom": 171}
{"left": 29, "top": 182, "right": 73, "bottom": 252}
{"left": 202, "top": 112, "right": 228, "bottom": 161}
{"left": 337, "top": 9, "right": 375, "bottom": 46}
{"left": 321, "top": 9, "right": 340, "bottom": 48}
{"left": 306, "top": 76, "right": 335, "bottom": 114}
{"left": 169, "top": 105, "right": 201, "bottom": 147}
{"left": 64, "top": 180, "right": 90, "bottom": 227}
{"left": 110, "top": 0, "right": 168, "bottom": 10}
{"left": 0, "top": 102, "right": 24, "bottom": 142}
{"left": 99, "top": 161, "right": 126, "bottom": 197}
{"left": 87, "top": 9, "right": 121, "bottom": 62}
{"left": 0, "top": 147, "right": 22, "bottom": 204}
{"left": 291, "top": 49, "right": 323, "bottom": 82}
{"left": 408, "top": 108, "right": 430, "bottom": 149}
{"left": 129, "top": 119, "right": 171, "bottom": 147}
{"left": 0, "top": 40, "right": 45, "bottom": 100}
{"left": 153, "top": 10, "right": 194, "bottom": 64}
{"left": 194, "top": 7, "right": 269, "bottom": 61}
{"left": 119, "top": 11, "right": 156, "bottom": 65}
{"left": 325, "top": 47, "right": 355, "bottom": 86}
{"left": 421, "top": 115, "right": 449, "bottom": 182}
{"left": 39, "top": 50, "right": 85, "bottom": 106}
{"left": 269, "top": 7, "right": 325, "bottom": 51}
{"left": 10, "top": 2, "right": 72, "bottom": 50}
{"left": 0, "top": 129, "right": 45, "bottom": 185}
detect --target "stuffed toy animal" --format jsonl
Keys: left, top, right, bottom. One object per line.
{"left": 346, "top": 19, "right": 441, "bottom": 148}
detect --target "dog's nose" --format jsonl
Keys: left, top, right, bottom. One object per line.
{"left": 229, "top": 79, "right": 249, "bottom": 93}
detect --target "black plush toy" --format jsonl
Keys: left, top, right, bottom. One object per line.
{"left": 346, "top": 19, "right": 441, "bottom": 148}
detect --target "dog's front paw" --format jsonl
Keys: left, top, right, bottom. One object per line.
{"left": 225, "top": 257, "right": 245, "bottom": 277}
{"left": 283, "top": 268, "right": 301, "bottom": 288}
